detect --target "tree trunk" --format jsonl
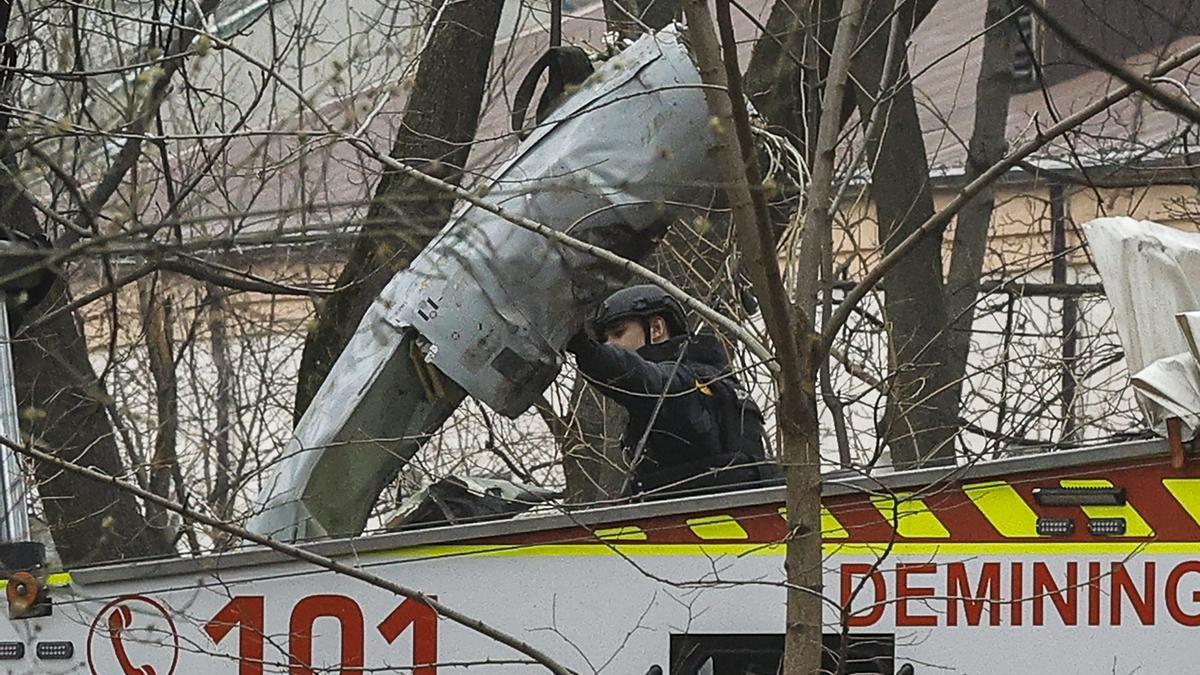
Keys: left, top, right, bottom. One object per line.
{"left": 0, "top": 0, "right": 196, "bottom": 565}
{"left": 742, "top": 0, "right": 804, "bottom": 135}
{"left": 205, "top": 283, "right": 237, "bottom": 548}
{"left": 745, "top": 0, "right": 953, "bottom": 471}
{"left": 11, "top": 275, "right": 172, "bottom": 565}
{"left": 851, "top": 2, "right": 957, "bottom": 468}
{"left": 775, "top": 0, "right": 862, "bottom": 668}
{"left": 944, "top": 0, "right": 1019, "bottom": 399}
{"left": 684, "top": 0, "right": 824, "bottom": 671}
{"left": 294, "top": 0, "right": 505, "bottom": 419}
{"left": 138, "top": 276, "right": 179, "bottom": 547}
{"left": 1, "top": 157, "right": 168, "bottom": 565}
{"left": 780, "top": 378, "right": 822, "bottom": 675}
{"left": 742, "top": 0, "right": 828, "bottom": 153}
{"left": 744, "top": 0, "right": 938, "bottom": 152}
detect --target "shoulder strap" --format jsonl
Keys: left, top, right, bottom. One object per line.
{"left": 510, "top": 46, "right": 594, "bottom": 138}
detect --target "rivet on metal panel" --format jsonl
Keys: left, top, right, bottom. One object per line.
{"left": 963, "top": 480, "right": 1040, "bottom": 537}
{"left": 595, "top": 526, "right": 648, "bottom": 541}
{"left": 686, "top": 515, "right": 748, "bottom": 540}
{"left": 871, "top": 493, "right": 951, "bottom": 539}
{"left": 1059, "top": 479, "right": 1153, "bottom": 537}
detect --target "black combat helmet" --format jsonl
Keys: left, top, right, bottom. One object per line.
{"left": 591, "top": 284, "right": 688, "bottom": 337}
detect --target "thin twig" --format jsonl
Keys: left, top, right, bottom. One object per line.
{"left": 190, "top": 27, "right": 778, "bottom": 371}
{"left": 1018, "top": 0, "right": 1200, "bottom": 127}
{"left": 823, "top": 39, "right": 1200, "bottom": 352}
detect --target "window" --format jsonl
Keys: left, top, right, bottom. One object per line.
{"left": 1011, "top": 5, "right": 1039, "bottom": 84}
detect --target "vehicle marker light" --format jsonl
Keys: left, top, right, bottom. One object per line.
{"left": 0, "top": 642, "right": 23, "bottom": 659}
{"left": 1032, "top": 486, "right": 1125, "bottom": 506}
{"left": 1036, "top": 517, "right": 1075, "bottom": 536}
{"left": 1087, "top": 517, "right": 1127, "bottom": 536}
{"left": 35, "top": 641, "right": 73, "bottom": 660}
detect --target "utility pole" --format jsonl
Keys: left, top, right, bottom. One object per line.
{"left": 1050, "top": 183, "right": 1078, "bottom": 441}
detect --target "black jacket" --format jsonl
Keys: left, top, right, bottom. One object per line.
{"left": 569, "top": 332, "right": 772, "bottom": 496}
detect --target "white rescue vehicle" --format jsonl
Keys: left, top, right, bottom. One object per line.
{"left": 0, "top": 437, "right": 1197, "bottom": 674}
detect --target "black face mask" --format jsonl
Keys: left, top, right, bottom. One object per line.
{"left": 639, "top": 333, "right": 731, "bottom": 370}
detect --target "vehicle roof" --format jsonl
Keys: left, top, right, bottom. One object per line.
{"left": 73, "top": 436, "right": 1166, "bottom": 585}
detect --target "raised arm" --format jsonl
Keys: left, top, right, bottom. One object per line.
{"left": 567, "top": 334, "right": 695, "bottom": 407}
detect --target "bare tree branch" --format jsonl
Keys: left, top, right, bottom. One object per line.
{"left": 0, "top": 434, "right": 578, "bottom": 675}
{"left": 1019, "top": 0, "right": 1200, "bottom": 127}
{"left": 824, "top": 39, "right": 1200, "bottom": 352}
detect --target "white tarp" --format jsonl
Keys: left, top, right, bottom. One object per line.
{"left": 1083, "top": 216, "right": 1200, "bottom": 438}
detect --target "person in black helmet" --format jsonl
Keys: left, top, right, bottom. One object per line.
{"left": 566, "top": 284, "right": 776, "bottom": 497}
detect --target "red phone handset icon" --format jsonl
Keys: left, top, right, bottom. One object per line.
{"left": 108, "top": 605, "right": 158, "bottom": 675}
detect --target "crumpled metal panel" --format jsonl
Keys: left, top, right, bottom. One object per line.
{"left": 250, "top": 27, "right": 721, "bottom": 541}
{"left": 249, "top": 309, "right": 465, "bottom": 541}
{"left": 384, "top": 27, "right": 719, "bottom": 416}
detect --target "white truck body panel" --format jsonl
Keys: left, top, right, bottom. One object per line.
{"left": 5, "top": 439, "right": 1198, "bottom": 674}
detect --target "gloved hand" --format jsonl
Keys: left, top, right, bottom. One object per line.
{"left": 565, "top": 329, "right": 592, "bottom": 356}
